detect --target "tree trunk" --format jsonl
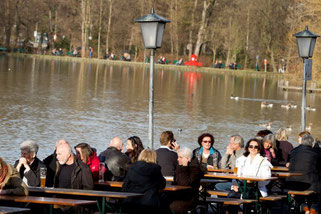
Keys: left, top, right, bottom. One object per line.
{"left": 170, "top": 1, "right": 174, "bottom": 56}
{"left": 4, "top": 0, "right": 12, "bottom": 48}
{"left": 269, "top": 48, "right": 277, "bottom": 72}
{"left": 49, "top": 10, "right": 52, "bottom": 32}
{"left": 174, "top": 0, "right": 179, "bottom": 58}
{"left": 194, "top": 0, "right": 216, "bottom": 57}
{"left": 225, "top": 17, "right": 232, "bottom": 66}
{"left": 188, "top": 0, "right": 198, "bottom": 58}
{"left": 105, "top": 0, "right": 113, "bottom": 53}
{"left": 244, "top": 7, "right": 250, "bottom": 69}
{"left": 97, "top": 0, "right": 103, "bottom": 58}
{"left": 81, "top": 0, "right": 86, "bottom": 58}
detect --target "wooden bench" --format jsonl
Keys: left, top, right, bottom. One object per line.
{"left": 287, "top": 190, "right": 316, "bottom": 213}
{"left": 207, "top": 190, "right": 229, "bottom": 197}
{"left": 260, "top": 195, "right": 287, "bottom": 201}
{"left": 0, "top": 206, "right": 30, "bottom": 214}
{"left": 288, "top": 190, "right": 316, "bottom": 196}
{"left": 206, "top": 197, "right": 257, "bottom": 213}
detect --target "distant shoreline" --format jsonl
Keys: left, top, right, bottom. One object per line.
{"left": 8, "top": 52, "right": 289, "bottom": 78}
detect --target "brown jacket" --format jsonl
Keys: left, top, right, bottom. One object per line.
{"left": 0, "top": 162, "right": 28, "bottom": 195}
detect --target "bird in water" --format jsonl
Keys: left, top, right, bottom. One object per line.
{"left": 261, "top": 102, "right": 273, "bottom": 108}
{"left": 286, "top": 125, "right": 292, "bottom": 132}
{"left": 260, "top": 122, "right": 272, "bottom": 130}
{"left": 290, "top": 104, "right": 297, "bottom": 109}
{"left": 230, "top": 95, "right": 239, "bottom": 100}
{"left": 177, "top": 128, "right": 182, "bottom": 132}
{"left": 281, "top": 103, "right": 291, "bottom": 110}
{"left": 306, "top": 123, "right": 313, "bottom": 131}
{"left": 306, "top": 106, "right": 316, "bottom": 111}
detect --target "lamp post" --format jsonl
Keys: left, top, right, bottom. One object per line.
{"left": 293, "top": 26, "right": 319, "bottom": 131}
{"left": 135, "top": 8, "right": 170, "bottom": 149}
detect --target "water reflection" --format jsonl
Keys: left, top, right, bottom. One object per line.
{"left": 0, "top": 55, "right": 320, "bottom": 164}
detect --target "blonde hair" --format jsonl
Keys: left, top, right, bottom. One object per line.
{"left": 138, "top": 149, "right": 157, "bottom": 163}
{"left": 275, "top": 128, "right": 288, "bottom": 141}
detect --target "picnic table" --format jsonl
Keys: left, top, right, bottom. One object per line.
{"left": 28, "top": 187, "right": 143, "bottom": 214}
{"left": 0, "top": 206, "right": 30, "bottom": 214}
{"left": 0, "top": 195, "right": 95, "bottom": 214}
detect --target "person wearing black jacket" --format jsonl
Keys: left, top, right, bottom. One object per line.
{"left": 170, "top": 147, "right": 202, "bottom": 214}
{"left": 54, "top": 140, "right": 93, "bottom": 190}
{"left": 156, "top": 131, "right": 179, "bottom": 176}
{"left": 14, "top": 140, "right": 46, "bottom": 187}
{"left": 122, "top": 149, "right": 166, "bottom": 214}
{"left": 287, "top": 134, "right": 321, "bottom": 214}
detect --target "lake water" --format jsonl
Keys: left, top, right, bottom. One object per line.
{"left": 0, "top": 55, "right": 320, "bottom": 164}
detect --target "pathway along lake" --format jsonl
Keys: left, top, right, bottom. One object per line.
{"left": 0, "top": 55, "right": 320, "bottom": 164}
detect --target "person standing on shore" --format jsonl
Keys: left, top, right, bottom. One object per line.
{"left": 89, "top": 47, "right": 93, "bottom": 58}
{"left": 14, "top": 140, "right": 46, "bottom": 187}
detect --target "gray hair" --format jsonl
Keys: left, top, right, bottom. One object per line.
{"left": 178, "top": 147, "right": 193, "bottom": 160}
{"left": 301, "top": 134, "right": 314, "bottom": 146}
{"left": 20, "top": 140, "right": 39, "bottom": 155}
{"left": 263, "top": 134, "right": 277, "bottom": 149}
{"left": 231, "top": 135, "right": 244, "bottom": 148}
{"left": 56, "top": 139, "right": 72, "bottom": 154}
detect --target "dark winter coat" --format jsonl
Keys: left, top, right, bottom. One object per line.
{"left": 43, "top": 152, "right": 58, "bottom": 187}
{"left": 122, "top": 161, "right": 166, "bottom": 212}
{"left": 99, "top": 147, "right": 130, "bottom": 181}
{"left": 286, "top": 145, "right": 321, "bottom": 193}
{"left": 277, "top": 140, "right": 293, "bottom": 166}
{"left": 54, "top": 156, "right": 94, "bottom": 190}
{"left": 156, "top": 147, "right": 178, "bottom": 177}
{"left": 170, "top": 158, "right": 203, "bottom": 214}
{"left": 14, "top": 157, "right": 46, "bottom": 187}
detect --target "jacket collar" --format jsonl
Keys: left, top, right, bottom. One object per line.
{"left": 199, "top": 147, "right": 214, "bottom": 155}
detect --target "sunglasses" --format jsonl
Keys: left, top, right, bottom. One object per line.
{"left": 202, "top": 140, "right": 211, "bottom": 143}
{"left": 249, "top": 145, "right": 259, "bottom": 149}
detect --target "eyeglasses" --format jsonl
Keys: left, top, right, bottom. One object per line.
{"left": 202, "top": 140, "right": 211, "bottom": 143}
{"left": 249, "top": 145, "right": 259, "bottom": 149}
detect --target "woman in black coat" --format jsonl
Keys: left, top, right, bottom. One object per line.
{"left": 122, "top": 149, "right": 166, "bottom": 213}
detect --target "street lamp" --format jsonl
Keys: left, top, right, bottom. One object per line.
{"left": 293, "top": 26, "right": 319, "bottom": 131}
{"left": 135, "top": 8, "right": 170, "bottom": 148}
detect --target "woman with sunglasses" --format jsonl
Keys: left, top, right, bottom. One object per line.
{"left": 125, "top": 136, "right": 144, "bottom": 164}
{"left": 192, "top": 133, "right": 222, "bottom": 172}
{"left": 233, "top": 138, "right": 272, "bottom": 197}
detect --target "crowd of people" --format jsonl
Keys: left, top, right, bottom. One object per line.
{"left": 0, "top": 128, "right": 320, "bottom": 213}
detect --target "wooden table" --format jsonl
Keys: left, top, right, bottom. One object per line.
{"left": 0, "top": 195, "right": 95, "bottom": 214}
{"left": 0, "top": 206, "right": 30, "bottom": 214}
{"left": 272, "top": 172, "right": 303, "bottom": 177}
{"left": 28, "top": 187, "right": 143, "bottom": 214}
{"left": 94, "top": 181, "right": 191, "bottom": 192}
{"left": 205, "top": 172, "right": 278, "bottom": 199}
{"left": 271, "top": 166, "right": 289, "bottom": 172}
{"left": 207, "top": 168, "right": 234, "bottom": 173}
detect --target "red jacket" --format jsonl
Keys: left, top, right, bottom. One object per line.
{"left": 87, "top": 152, "right": 100, "bottom": 182}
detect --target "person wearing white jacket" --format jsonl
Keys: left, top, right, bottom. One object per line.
{"left": 232, "top": 138, "right": 273, "bottom": 197}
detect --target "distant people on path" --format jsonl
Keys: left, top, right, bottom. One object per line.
{"left": 156, "top": 131, "right": 179, "bottom": 177}
{"left": 220, "top": 135, "right": 244, "bottom": 169}
{"left": 125, "top": 136, "right": 144, "bottom": 164}
{"left": 234, "top": 138, "right": 272, "bottom": 197}
{"left": 193, "top": 133, "right": 222, "bottom": 172}
{"left": 213, "top": 60, "right": 223, "bottom": 68}
{"left": 122, "top": 149, "right": 166, "bottom": 214}
{"left": 286, "top": 134, "right": 321, "bottom": 214}
{"left": 14, "top": 140, "right": 46, "bottom": 187}
{"left": 54, "top": 140, "right": 94, "bottom": 189}
{"left": 0, "top": 157, "right": 28, "bottom": 195}
{"left": 157, "top": 56, "right": 167, "bottom": 64}
{"left": 169, "top": 147, "right": 202, "bottom": 214}
{"left": 74, "top": 143, "right": 100, "bottom": 182}
{"left": 89, "top": 47, "right": 93, "bottom": 58}
{"left": 175, "top": 58, "right": 183, "bottom": 65}
{"left": 121, "top": 52, "right": 131, "bottom": 61}
{"left": 275, "top": 128, "right": 293, "bottom": 166}
{"left": 99, "top": 137, "right": 130, "bottom": 181}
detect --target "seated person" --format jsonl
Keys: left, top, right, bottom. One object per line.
{"left": 125, "top": 136, "right": 144, "bottom": 164}
{"left": 175, "top": 58, "right": 183, "bottom": 65}
{"left": 122, "top": 149, "right": 166, "bottom": 214}
{"left": 121, "top": 52, "right": 131, "bottom": 61}
{"left": 233, "top": 138, "right": 272, "bottom": 197}
{"left": 156, "top": 131, "right": 179, "bottom": 177}
{"left": 275, "top": 128, "right": 293, "bottom": 166}
{"left": 74, "top": 143, "right": 100, "bottom": 182}
{"left": 72, "top": 49, "right": 78, "bottom": 57}
{"left": 193, "top": 133, "right": 222, "bottom": 172}
{"left": 0, "top": 157, "right": 28, "bottom": 195}
{"left": 170, "top": 147, "right": 202, "bottom": 214}
{"left": 99, "top": 137, "right": 130, "bottom": 181}
{"left": 14, "top": 140, "right": 46, "bottom": 187}
{"left": 262, "top": 134, "right": 282, "bottom": 166}
{"left": 54, "top": 140, "right": 94, "bottom": 189}
{"left": 286, "top": 134, "right": 321, "bottom": 213}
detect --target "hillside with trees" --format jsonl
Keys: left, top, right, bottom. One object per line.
{"left": 0, "top": 0, "right": 320, "bottom": 76}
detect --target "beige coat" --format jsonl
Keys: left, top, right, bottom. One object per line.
{"left": 0, "top": 162, "right": 28, "bottom": 195}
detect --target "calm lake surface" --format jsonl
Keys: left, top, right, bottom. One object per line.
{"left": 0, "top": 55, "right": 320, "bottom": 164}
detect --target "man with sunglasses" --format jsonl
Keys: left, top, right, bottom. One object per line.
{"left": 156, "top": 131, "right": 180, "bottom": 177}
